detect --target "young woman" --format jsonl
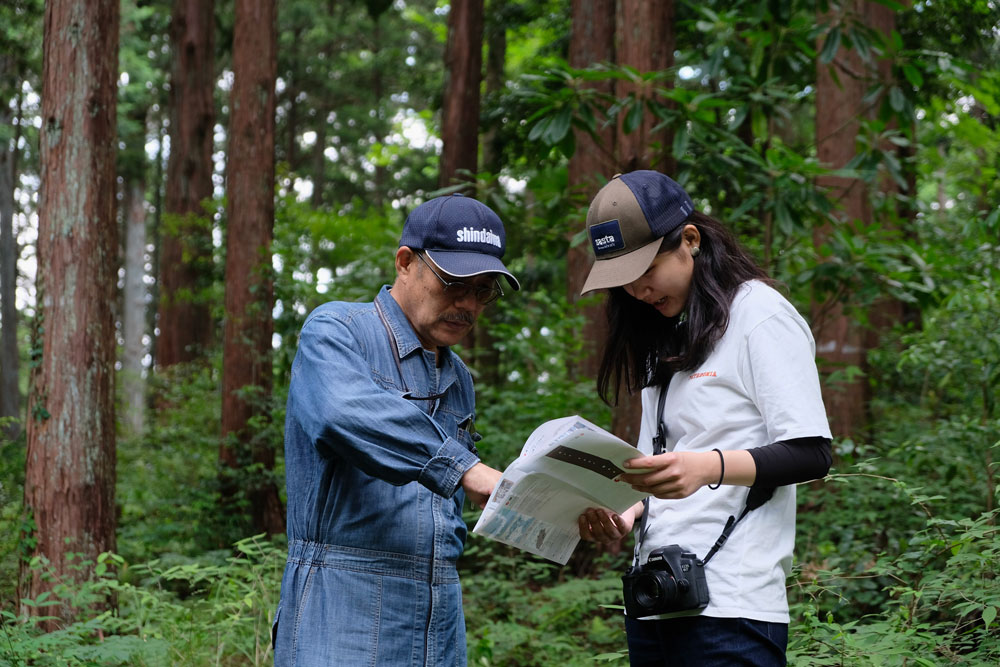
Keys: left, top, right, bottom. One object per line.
{"left": 576, "top": 171, "right": 832, "bottom": 666}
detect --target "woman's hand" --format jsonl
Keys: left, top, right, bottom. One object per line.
{"left": 620, "top": 451, "right": 719, "bottom": 499}
{"left": 578, "top": 502, "right": 642, "bottom": 544}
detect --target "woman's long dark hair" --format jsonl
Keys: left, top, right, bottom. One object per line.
{"left": 596, "top": 211, "right": 774, "bottom": 406}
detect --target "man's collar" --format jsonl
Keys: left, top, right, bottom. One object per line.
{"left": 376, "top": 285, "right": 433, "bottom": 360}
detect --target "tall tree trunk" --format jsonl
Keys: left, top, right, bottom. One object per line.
{"left": 438, "top": 0, "right": 483, "bottom": 192}
{"left": 567, "top": 0, "right": 616, "bottom": 384}
{"left": 157, "top": 0, "right": 216, "bottom": 368}
{"left": 471, "top": 1, "right": 509, "bottom": 388}
{"left": 221, "top": 0, "right": 284, "bottom": 537}
{"left": 566, "top": 0, "right": 622, "bottom": 564}
{"left": 439, "top": 0, "right": 485, "bottom": 358}
{"left": 0, "top": 83, "right": 21, "bottom": 438}
{"left": 615, "top": 0, "right": 677, "bottom": 175}
{"left": 813, "top": 0, "right": 898, "bottom": 439}
{"left": 480, "top": 0, "right": 507, "bottom": 177}
{"left": 22, "top": 0, "right": 119, "bottom": 626}
{"left": 609, "top": 0, "right": 677, "bottom": 444}
{"left": 122, "top": 179, "right": 147, "bottom": 437}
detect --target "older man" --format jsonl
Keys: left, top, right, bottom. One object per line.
{"left": 273, "top": 193, "right": 519, "bottom": 666}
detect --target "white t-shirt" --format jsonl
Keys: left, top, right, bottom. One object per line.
{"left": 636, "top": 280, "right": 832, "bottom": 623}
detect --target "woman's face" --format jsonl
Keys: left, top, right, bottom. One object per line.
{"left": 623, "top": 224, "right": 700, "bottom": 318}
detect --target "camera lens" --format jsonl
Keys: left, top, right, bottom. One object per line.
{"left": 634, "top": 572, "right": 677, "bottom": 610}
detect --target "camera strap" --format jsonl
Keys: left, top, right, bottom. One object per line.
{"left": 631, "top": 384, "right": 670, "bottom": 569}
{"left": 631, "top": 383, "right": 775, "bottom": 570}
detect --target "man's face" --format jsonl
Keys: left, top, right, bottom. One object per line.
{"left": 391, "top": 247, "right": 497, "bottom": 350}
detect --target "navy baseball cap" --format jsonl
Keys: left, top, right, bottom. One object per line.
{"left": 581, "top": 171, "right": 695, "bottom": 293}
{"left": 400, "top": 193, "right": 520, "bottom": 290}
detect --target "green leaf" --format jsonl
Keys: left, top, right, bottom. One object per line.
{"left": 984, "top": 606, "right": 997, "bottom": 630}
{"left": 889, "top": 86, "right": 906, "bottom": 113}
{"left": 528, "top": 116, "right": 550, "bottom": 142}
{"left": 820, "top": 26, "right": 841, "bottom": 64}
{"left": 902, "top": 64, "right": 923, "bottom": 89}
{"left": 624, "top": 99, "right": 644, "bottom": 135}
{"left": 545, "top": 107, "right": 572, "bottom": 145}
{"left": 672, "top": 124, "right": 690, "bottom": 160}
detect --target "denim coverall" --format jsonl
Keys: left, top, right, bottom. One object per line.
{"left": 273, "top": 286, "right": 482, "bottom": 666}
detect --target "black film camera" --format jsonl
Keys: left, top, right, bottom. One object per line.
{"left": 622, "top": 545, "right": 710, "bottom": 617}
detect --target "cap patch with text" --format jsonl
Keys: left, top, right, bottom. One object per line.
{"left": 589, "top": 219, "right": 625, "bottom": 256}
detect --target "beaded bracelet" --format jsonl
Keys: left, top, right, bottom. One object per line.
{"left": 707, "top": 448, "right": 724, "bottom": 490}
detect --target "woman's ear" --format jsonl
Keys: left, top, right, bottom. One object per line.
{"left": 681, "top": 224, "right": 701, "bottom": 251}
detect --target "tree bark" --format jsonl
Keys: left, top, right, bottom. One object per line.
{"left": 438, "top": 0, "right": 483, "bottom": 192}
{"left": 22, "top": 0, "right": 119, "bottom": 626}
{"left": 567, "top": 0, "right": 616, "bottom": 383}
{"left": 122, "top": 179, "right": 147, "bottom": 437}
{"left": 608, "top": 0, "right": 678, "bottom": 443}
{"left": 480, "top": 0, "right": 507, "bottom": 177}
{"left": 221, "top": 0, "right": 284, "bottom": 537}
{"left": 157, "top": 0, "right": 216, "bottom": 368}
{"left": 616, "top": 0, "right": 676, "bottom": 174}
{"left": 813, "top": 0, "right": 898, "bottom": 439}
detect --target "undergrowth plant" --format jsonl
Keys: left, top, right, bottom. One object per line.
{"left": 789, "top": 473, "right": 1000, "bottom": 666}
{"left": 0, "top": 535, "right": 284, "bottom": 667}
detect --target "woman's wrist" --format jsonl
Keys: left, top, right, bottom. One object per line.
{"left": 706, "top": 448, "right": 725, "bottom": 489}
{"left": 702, "top": 449, "right": 758, "bottom": 487}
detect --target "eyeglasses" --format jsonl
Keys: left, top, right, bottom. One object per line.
{"left": 415, "top": 252, "right": 504, "bottom": 305}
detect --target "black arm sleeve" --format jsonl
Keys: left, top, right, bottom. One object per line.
{"left": 748, "top": 436, "right": 832, "bottom": 488}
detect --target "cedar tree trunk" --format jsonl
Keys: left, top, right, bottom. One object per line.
{"left": 567, "top": 0, "right": 616, "bottom": 383}
{"left": 438, "top": 0, "right": 483, "bottom": 192}
{"left": 813, "top": 0, "right": 899, "bottom": 439}
{"left": 22, "top": 0, "right": 120, "bottom": 626}
{"left": 221, "top": 0, "right": 284, "bottom": 537}
{"left": 609, "top": 0, "right": 678, "bottom": 444}
{"left": 157, "top": 0, "right": 216, "bottom": 367}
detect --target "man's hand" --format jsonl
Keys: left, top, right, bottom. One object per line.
{"left": 461, "top": 462, "right": 502, "bottom": 509}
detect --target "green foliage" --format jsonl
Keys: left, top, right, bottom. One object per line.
{"left": 117, "top": 363, "right": 226, "bottom": 561}
{"left": 0, "top": 0, "right": 43, "bottom": 105}
{"left": 274, "top": 0, "right": 444, "bottom": 207}
{"left": 474, "top": 284, "right": 610, "bottom": 469}
{"left": 0, "top": 420, "right": 26, "bottom": 608}
{"left": 271, "top": 189, "right": 402, "bottom": 380}
{"left": 118, "top": 357, "right": 288, "bottom": 561}
{"left": 463, "top": 563, "right": 628, "bottom": 666}
{"left": 1, "top": 536, "right": 284, "bottom": 666}
{"left": 117, "top": 0, "right": 170, "bottom": 181}
{"left": 789, "top": 476, "right": 1000, "bottom": 665}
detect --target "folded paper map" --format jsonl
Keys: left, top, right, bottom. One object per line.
{"left": 472, "top": 415, "right": 649, "bottom": 564}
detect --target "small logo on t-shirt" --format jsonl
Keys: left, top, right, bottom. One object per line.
{"left": 689, "top": 371, "right": 717, "bottom": 379}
